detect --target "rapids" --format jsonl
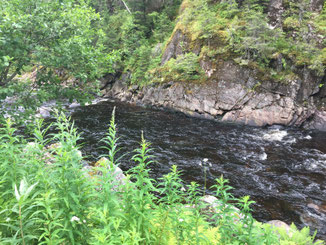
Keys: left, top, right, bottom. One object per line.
{"left": 70, "top": 100, "right": 326, "bottom": 239}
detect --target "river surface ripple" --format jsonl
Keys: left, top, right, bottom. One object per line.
{"left": 70, "top": 101, "right": 326, "bottom": 239}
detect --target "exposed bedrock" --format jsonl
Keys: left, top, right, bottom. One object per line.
{"left": 102, "top": 66, "right": 326, "bottom": 131}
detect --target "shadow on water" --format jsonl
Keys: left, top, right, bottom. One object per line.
{"left": 70, "top": 100, "right": 326, "bottom": 239}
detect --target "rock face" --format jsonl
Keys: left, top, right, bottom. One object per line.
{"left": 310, "top": 0, "right": 325, "bottom": 12}
{"left": 102, "top": 63, "right": 326, "bottom": 131}
{"left": 161, "top": 29, "right": 189, "bottom": 65}
{"left": 267, "top": 0, "right": 284, "bottom": 27}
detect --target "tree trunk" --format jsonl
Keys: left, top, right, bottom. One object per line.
{"left": 0, "top": 63, "right": 12, "bottom": 85}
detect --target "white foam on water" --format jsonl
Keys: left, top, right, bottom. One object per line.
{"left": 259, "top": 152, "right": 268, "bottom": 160}
{"left": 303, "top": 158, "right": 326, "bottom": 171}
{"left": 92, "top": 98, "right": 109, "bottom": 105}
{"left": 262, "top": 129, "right": 288, "bottom": 142}
{"left": 304, "top": 135, "right": 312, "bottom": 140}
{"left": 285, "top": 138, "right": 297, "bottom": 144}
{"left": 84, "top": 98, "right": 110, "bottom": 106}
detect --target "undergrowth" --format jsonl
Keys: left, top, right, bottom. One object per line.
{"left": 0, "top": 111, "right": 324, "bottom": 244}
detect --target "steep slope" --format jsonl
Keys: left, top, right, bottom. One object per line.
{"left": 103, "top": 0, "right": 326, "bottom": 130}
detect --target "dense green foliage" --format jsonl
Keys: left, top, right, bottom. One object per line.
{"left": 156, "top": 52, "right": 204, "bottom": 83}
{"left": 0, "top": 0, "right": 182, "bottom": 119}
{"left": 89, "top": 0, "right": 182, "bottom": 86}
{"left": 0, "top": 112, "right": 324, "bottom": 244}
{"left": 0, "top": 0, "right": 114, "bottom": 86}
{"left": 0, "top": 1, "right": 325, "bottom": 243}
{"left": 85, "top": 0, "right": 326, "bottom": 86}
{"left": 0, "top": 0, "right": 117, "bottom": 122}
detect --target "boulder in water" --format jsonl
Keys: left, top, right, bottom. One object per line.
{"left": 68, "top": 102, "right": 80, "bottom": 109}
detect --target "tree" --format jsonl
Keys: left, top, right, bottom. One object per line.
{"left": 0, "top": 0, "right": 114, "bottom": 87}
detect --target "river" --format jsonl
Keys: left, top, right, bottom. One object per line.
{"left": 70, "top": 100, "right": 326, "bottom": 239}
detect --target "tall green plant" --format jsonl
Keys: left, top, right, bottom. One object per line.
{"left": 124, "top": 133, "right": 157, "bottom": 243}
{"left": 46, "top": 112, "right": 92, "bottom": 244}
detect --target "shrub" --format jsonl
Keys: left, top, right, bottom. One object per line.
{"left": 158, "top": 52, "right": 205, "bottom": 83}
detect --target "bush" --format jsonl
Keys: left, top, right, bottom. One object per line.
{"left": 157, "top": 52, "right": 204, "bottom": 83}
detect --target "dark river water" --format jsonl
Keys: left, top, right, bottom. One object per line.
{"left": 70, "top": 100, "right": 326, "bottom": 239}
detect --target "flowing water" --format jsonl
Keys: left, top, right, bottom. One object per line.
{"left": 70, "top": 100, "right": 326, "bottom": 239}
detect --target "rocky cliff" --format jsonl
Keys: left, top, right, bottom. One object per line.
{"left": 102, "top": 0, "right": 326, "bottom": 131}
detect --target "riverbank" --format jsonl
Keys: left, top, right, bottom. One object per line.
{"left": 101, "top": 77, "right": 326, "bottom": 131}
{"left": 0, "top": 112, "right": 324, "bottom": 244}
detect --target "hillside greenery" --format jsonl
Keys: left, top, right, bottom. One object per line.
{"left": 0, "top": 111, "right": 324, "bottom": 244}
{"left": 87, "top": 0, "right": 326, "bottom": 86}
{"left": 1, "top": 0, "right": 325, "bottom": 110}
{"left": 151, "top": 0, "right": 326, "bottom": 85}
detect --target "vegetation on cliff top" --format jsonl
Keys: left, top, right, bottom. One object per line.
{"left": 77, "top": 0, "right": 326, "bottom": 87}
{"left": 150, "top": 0, "right": 326, "bottom": 85}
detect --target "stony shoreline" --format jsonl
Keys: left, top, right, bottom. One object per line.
{"left": 101, "top": 75, "right": 326, "bottom": 131}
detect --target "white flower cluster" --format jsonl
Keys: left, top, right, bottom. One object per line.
{"left": 70, "top": 216, "right": 86, "bottom": 223}
{"left": 70, "top": 216, "right": 80, "bottom": 222}
{"left": 199, "top": 158, "right": 212, "bottom": 167}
